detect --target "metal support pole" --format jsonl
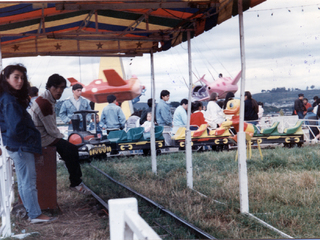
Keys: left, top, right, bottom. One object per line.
{"left": 0, "top": 41, "right": 2, "bottom": 71}
{"left": 186, "top": 31, "right": 193, "bottom": 189}
{"left": 150, "top": 49, "right": 157, "bottom": 174}
{"left": 237, "top": 0, "right": 249, "bottom": 214}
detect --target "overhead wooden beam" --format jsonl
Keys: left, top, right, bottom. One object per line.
{"left": 56, "top": 1, "right": 218, "bottom": 10}
{"left": 47, "top": 34, "right": 169, "bottom": 41}
{"left": 0, "top": 29, "right": 174, "bottom": 39}
{"left": 2, "top": 50, "right": 144, "bottom": 58}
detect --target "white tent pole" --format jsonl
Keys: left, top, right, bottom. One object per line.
{"left": 186, "top": 31, "right": 193, "bottom": 189}
{"left": 237, "top": 0, "right": 249, "bottom": 214}
{"left": 150, "top": 49, "right": 157, "bottom": 174}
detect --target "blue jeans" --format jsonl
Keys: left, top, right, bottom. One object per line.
{"left": 297, "top": 111, "right": 304, "bottom": 119}
{"left": 247, "top": 121, "right": 258, "bottom": 125}
{"left": 7, "top": 149, "right": 42, "bottom": 219}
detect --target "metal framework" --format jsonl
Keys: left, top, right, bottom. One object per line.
{"left": 0, "top": 0, "right": 265, "bottom": 58}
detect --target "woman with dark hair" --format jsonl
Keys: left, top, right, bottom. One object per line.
{"left": 190, "top": 101, "right": 206, "bottom": 127}
{"left": 0, "top": 64, "right": 55, "bottom": 223}
{"left": 313, "top": 98, "right": 320, "bottom": 116}
{"left": 244, "top": 91, "right": 259, "bottom": 124}
{"left": 223, "top": 92, "right": 235, "bottom": 109}
{"left": 310, "top": 99, "right": 320, "bottom": 142}
{"left": 204, "top": 92, "right": 225, "bottom": 129}
{"left": 315, "top": 98, "right": 320, "bottom": 119}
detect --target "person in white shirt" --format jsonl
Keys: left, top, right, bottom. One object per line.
{"left": 258, "top": 102, "right": 264, "bottom": 119}
{"left": 141, "top": 112, "right": 152, "bottom": 132}
{"left": 205, "top": 92, "right": 225, "bottom": 129}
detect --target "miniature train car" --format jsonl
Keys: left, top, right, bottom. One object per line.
{"left": 68, "top": 110, "right": 111, "bottom": 160}
{"left": 107, "top": 126, "right": 165, "bottom": 156}
{"left": 68, "top": 111, "right": 305, "bottom": 160}
{"left": 171, "top": 124, "right": 235, "bottom": 151}
{"left": 251, "top": 121, "right": 304, "bottom": 147}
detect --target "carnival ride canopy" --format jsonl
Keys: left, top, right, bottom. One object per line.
{"left": 0, "top": 0, "right": 265, "bottom": 59}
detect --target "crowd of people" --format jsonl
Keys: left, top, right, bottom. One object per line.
{"left": 123, "top": 90, "right": 263, "bottom": 136}
{"left": 294, "top": 93, "right": 317, "bottom": 119}
{"left": 0, "top": 63, "right": 265, "bottom": 224}
{"left": 294, "top": 93, "right": 320, "bottom": 141}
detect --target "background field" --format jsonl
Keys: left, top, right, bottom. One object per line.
{"left": 82, "top": 145, "right": 320, "bottom": 239}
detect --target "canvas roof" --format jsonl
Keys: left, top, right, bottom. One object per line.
{"left": 0, "top": 0, "right": 265, "bottom": 58}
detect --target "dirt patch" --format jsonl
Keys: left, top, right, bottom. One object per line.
{"left": 10, "top": 167, "right": 109, "bottom": 240}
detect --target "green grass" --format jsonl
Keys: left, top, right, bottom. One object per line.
{"left": 81, "top": 146, "right": 320, "bottom": 238}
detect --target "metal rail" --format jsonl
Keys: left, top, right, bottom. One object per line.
{"left": 83, "top": 183, "right": 109, "bottom": 210}
{"left": 88, "top": 163, "right": 216, "bottom": 239}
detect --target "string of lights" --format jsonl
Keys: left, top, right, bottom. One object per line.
{"left": 246, "top": 3, "right": 320, "bottom": 17}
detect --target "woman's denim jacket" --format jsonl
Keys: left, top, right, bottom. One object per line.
{"left": 0, "top": 92, "right": 42, "bottom": 155}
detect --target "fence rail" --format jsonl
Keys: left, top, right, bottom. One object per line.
{"left": 108, "top": 198, "right": 161, "bottom": 240}
{"left": 0, "top": 132, "right": 14, "bottom": 238}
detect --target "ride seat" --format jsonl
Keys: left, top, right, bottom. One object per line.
{"left": 283, "top": 121, "right": 303, "bottom": 135}
{"left": 126, "top": 127, "right": 144, "bottom": 142}
{"left": 142, "top": 126, "right": 164, "bottom": 140}
{"left": 154, "top": 126, "right": 164, "bottom": 140}
{"left": 192, "top": 124, "right": 208, "bottom": 138}
{"left": 260, "top": 122, "right": 280, "bottom": 135}
{"left": 107, "top": 130, "right": 127, "bottom": 143}
{"left": 172, "top": 127, "right": 186, "bottom": 140}
{"left": 190, "top": 125, "right": 199, "bottom": 131}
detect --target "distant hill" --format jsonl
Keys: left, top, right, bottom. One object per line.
{"left": 253, "top": 89, "right": 320, "bottom": 115}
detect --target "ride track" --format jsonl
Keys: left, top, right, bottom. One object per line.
{"left": 85, "top": 163, "right": 216, "bottom": 239}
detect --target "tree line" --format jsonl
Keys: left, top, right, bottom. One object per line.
{"left": 261, "top": 86, "right": 316, "bottom": 93}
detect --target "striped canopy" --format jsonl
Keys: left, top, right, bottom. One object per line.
{"left": 0, "top": 0, "right": 265, "bottom": 58}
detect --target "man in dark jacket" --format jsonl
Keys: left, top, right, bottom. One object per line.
{"left": 140, "top": 98, "right": 156, "bottom": 125}
{"left": 313, "top": 96, "right": 318, "bottom": 107}
{"left": 294, "top": 93, "right": 305, "bottom": 119}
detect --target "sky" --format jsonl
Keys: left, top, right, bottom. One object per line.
{"left": 2, "top": 0, "right": 320, "bottom": 102}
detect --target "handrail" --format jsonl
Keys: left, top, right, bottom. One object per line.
{"left": 108, "top": 198, "right": 161, "bottom": 240}
{"left": 0, "top": 131, "right": 13, "bottom": 238}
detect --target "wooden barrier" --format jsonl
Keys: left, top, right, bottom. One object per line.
{"left": 0, "top": 132, "right": 14, "bottom": 238}
{"left": 34, "top": 147, "right": 58, "bottom": 211}
{"left": 108, "top": 198, "right": 161, "bottom": 240}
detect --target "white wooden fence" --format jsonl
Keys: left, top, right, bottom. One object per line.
{"left": 0, "top": 132, "right": 14, "bottom": 238}
{"left": 108, "top": 198, "right": 161, "bottom": 240}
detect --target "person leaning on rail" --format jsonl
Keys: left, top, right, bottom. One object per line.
{"left": 29, "top": 73, "right": 91, "bottom": 195}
